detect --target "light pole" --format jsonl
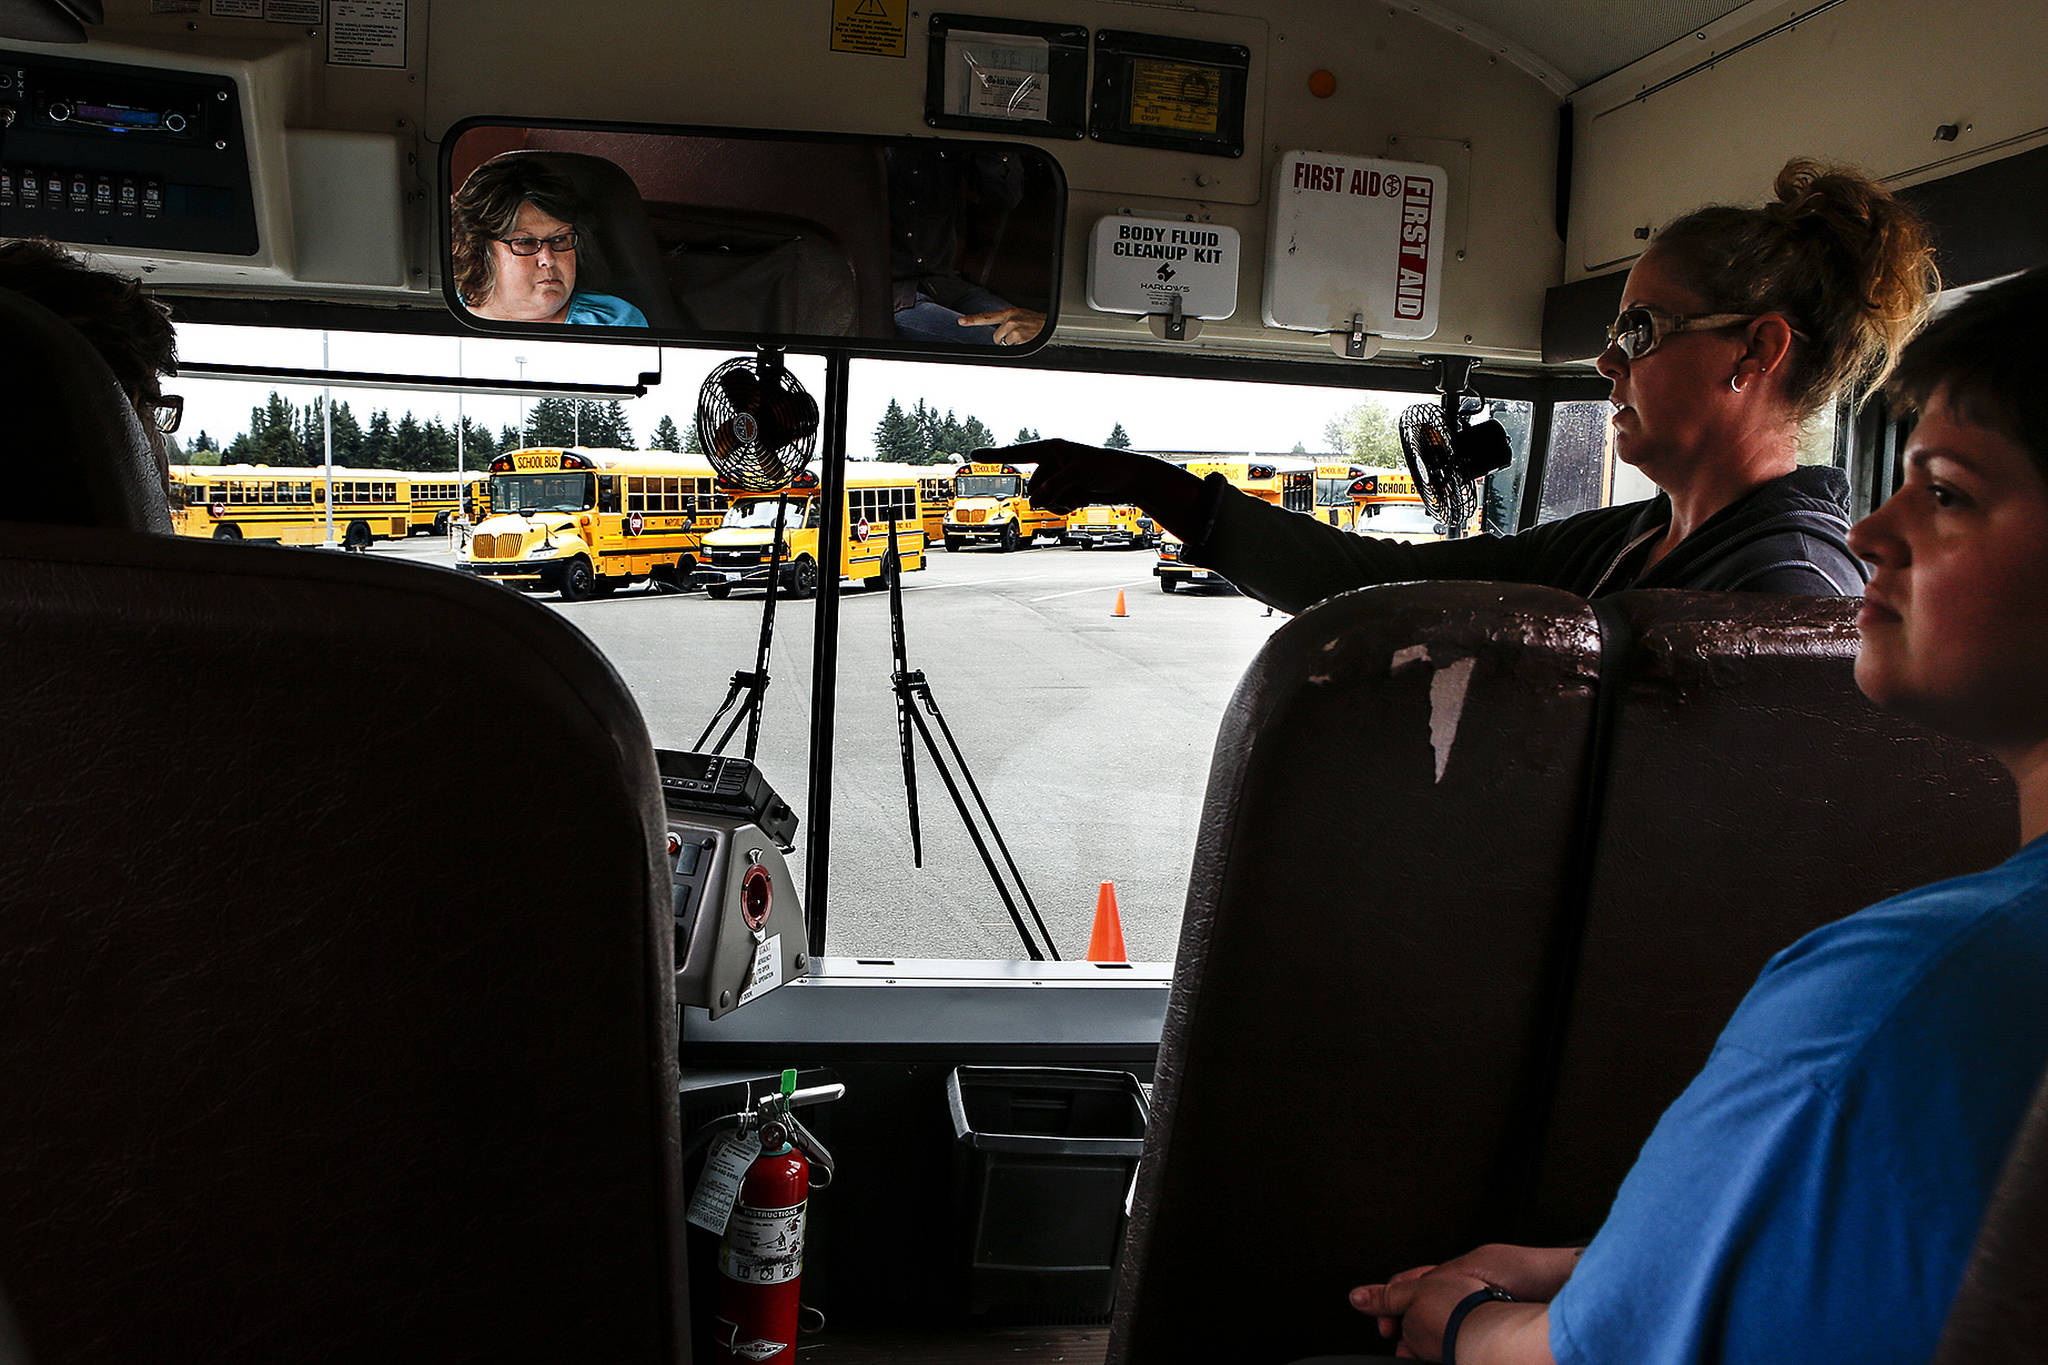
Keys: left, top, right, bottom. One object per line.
{"left": 515, "top": 355, "right": 527, "bottom": 447}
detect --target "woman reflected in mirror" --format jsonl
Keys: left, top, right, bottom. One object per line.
{"left": 450, "top": 154, "right": 648, "bottom": 328}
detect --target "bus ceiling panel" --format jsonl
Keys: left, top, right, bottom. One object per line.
{"left": 1563, "top": 0, "right": 2048, "bottom": 279}
{"left": 439, "top": 118, "right": 1066, "bottom": 362}
{"left": 0, "top": 0, "right": 86, "bottom": 43}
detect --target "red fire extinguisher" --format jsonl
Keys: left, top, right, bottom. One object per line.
{"left": 713, "top": 1073, "right": 839, "bottom": 1364}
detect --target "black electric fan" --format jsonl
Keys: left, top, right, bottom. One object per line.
{"left": 1397, "top": 359, "right": 1512, "bottom": 539}
{"left": 694, "top": 349, "right": 820, "bottom": 761}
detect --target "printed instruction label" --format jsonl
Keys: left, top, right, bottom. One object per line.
{"left": 208, "top": 0, "right": 263, "bottom": 16}
{"left": 684, "top": 1129, "right": 757, "bottom": 1236}
{"left": 737, "top": 933, "right": 783, "bottom": 1007}
{"left": 327, "top": 0, "right": 406, "bottom": 67}
{"left": 719, "top": 1200, "right": 807, "bottom": 1285}
{"left": 948, "top": 35, "right": 1049, "bottom": 122}
{"left": 830, "top": 0, "right": 906, "bottom": 57}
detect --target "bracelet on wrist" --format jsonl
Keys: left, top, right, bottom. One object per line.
{"left": 1442, "top": 1285, "right": 1516, "bottom": 1365}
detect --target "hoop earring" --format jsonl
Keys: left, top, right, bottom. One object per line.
{"left": 1729, "top": 372, "right": 1744, "bottom": 393}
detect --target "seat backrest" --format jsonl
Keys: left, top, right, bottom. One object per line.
{"left": 1109, "top": 582, "right": 1604, "bottom": 1365}
{"left": 531, "top": 131, "right": 894, "bottom": 337}
{"left": 1522, "top": 591, "right": 2016, "bottom": 1241}
{"left": 1934, "top": 1060, "right": 2048, "bottom": 1364}
{"left": 0, "top": 286, "right": 170, "bottom": 534}
{"left": 1111, "top": 584, "right": 2016, "bottom": 1365}
{"left": 0, "top": 523, "right": 687, "bottom": 1363}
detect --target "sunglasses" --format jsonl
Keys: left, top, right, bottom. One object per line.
{"left": 1604, "top": 305, "right": 1759, "bottom": 361}
{"left": 495, "top": 230, "right": 578, "bottom": 257}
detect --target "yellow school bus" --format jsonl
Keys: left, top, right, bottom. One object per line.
{"left": 459, "top": 447, "right": 725, "bottom": 599}
{"left": 168, "top": 465, "right": 417, "bottom": 549}
{"left": 1315, "top": 462, "right": 1373, "bottom": 530}
{"left": 1155, "top": 457, "right": 1316, "bottom": 592}
{"left": 943, "top": 460, "right": 1065, "bottom": 552}
{"left": 1064, "top": 504, "right": 1159, "bottom": 550}
{"left": 694, "top": 464, "right": 926, "bottom": 598}
{"left": 1348, "top": 470, "right": 1478, "bottom": 543}
{"left": 407, "top": 473, "right": 487, "bottom": 536}
{"left": 916, "top": 470, "right": 954, "bottom": 544}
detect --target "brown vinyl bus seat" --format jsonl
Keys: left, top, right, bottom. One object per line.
{"left": 1110, "top": 584, "right": 2016, "bottom": 1365}
{"left": 1935, "top": 1060, "right": 2048, "bottom": 1364}
{"left": 1111, "top": 581, "right": 1605, "bottom": 1364}
{"left": 1522, "top": 592, "right": 2015, "bottom": 1243}
{"left": 0, "top": 286, "right": 170, "bottom": 535}
{"left": 0, "top": 521, "right": 687, "bottom": 1362}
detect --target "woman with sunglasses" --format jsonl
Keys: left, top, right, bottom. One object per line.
{"left": 450, "top": 154, "right": 648, "bottom": 328}
{"left": 1019, "top": 158, "right": 1936, "bottom": 611}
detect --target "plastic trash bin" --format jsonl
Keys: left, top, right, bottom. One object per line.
{"left": 946, "top": 1064, "right": 1150, "bottom": 1323}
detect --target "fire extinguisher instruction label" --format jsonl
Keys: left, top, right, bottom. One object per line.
{"left": 685, "top": 1130, "right": 758, "bottom": 1236}
{"left": 720, "top": 1200, "right": 806, "bottom": 1285}
{"left": 737, "top": 933, "right": 783, "bottom": 1007}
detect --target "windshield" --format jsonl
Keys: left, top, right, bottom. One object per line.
{"left": 955, "top": 474, "right": 1019, "bottom": 499}
{"left": 723, "top": 496, "right": 820, "bottom": 530}
{"left": 171, "top": 327, "right": 1558, "bottom": 963}
{"left": 1356, "top": 502, "right": 1441, "bottom": 535}
{"left": 491, "top": 472, "right": 592, "bottom": 513}
{"left": 1316, "top": 476, "right": 1359, "bottom": 506}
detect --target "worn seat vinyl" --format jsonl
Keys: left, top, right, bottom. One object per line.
{"left": 1111, "top": 583, "right": 2016, "bottom": 1365}
{"left": 1112, "top": 581, "right": 1605, "bottom": 1364}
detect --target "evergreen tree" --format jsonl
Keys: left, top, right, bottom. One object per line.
{"left": 528, "top": 396, "right": 577, "bottom": 447}
{"left": 874, "top": 399, "right": 921, "bottom": 462}
{"left": 599, "top": 399, "right": 633, "bottom": 449}
{"left": 1013, "top": 426, "right": 1041, "bottom": 443}
{"left": 500, "top": 424, "right": 523, "bottom": 453}
{"left": 392, "top": 413, "right": 427, "bottom": 468}
{"left": 419, "top": 417, "right": 458, "bottom": 471}
{"left": 1104, "top": 422, "right": 1133, "bottom": 449}
{"left": 236, "top": 392, "right": 299, "bottom": 466}
{"left": 185, "top": 430, "right": 222, "bottom": 464}
{"left": 960, "top": 416, "right": 996, "bottom": 455}
{"left": 651, "top": 414, "right": 683, "bottom": 452}
{"left": 683, "top": 416, "right": 704, "bottom": 454}
{"left": 455, "top": 417, "right": 498, "bottom": 470}
{"left": 909, "top": 398, "right": 941, "bottom": 463}
{"left": 1290, "top": 440, "right": 1308, "bottom": 453}
{"left": 363, "top": 410, "right": 395, "bottom": 468}
{"left": 327, "top": 399, "right": 364, "bottom": 466}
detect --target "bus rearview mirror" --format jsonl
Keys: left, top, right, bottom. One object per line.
{"left": 442, "top": 118, "right": 1066, "bottom": 358}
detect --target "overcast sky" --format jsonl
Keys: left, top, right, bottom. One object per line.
{"left": 175, "top": 324, "right": 1424, "bottom": 463}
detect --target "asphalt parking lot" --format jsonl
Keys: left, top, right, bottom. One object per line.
{"left": 385, "top": 534, "right": 1286, "bottom": 960}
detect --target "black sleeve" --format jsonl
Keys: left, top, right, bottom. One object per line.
{"left": 1183, "top": 475, "right": 1584, "bottom": 613}
{"left": 1719, "top": 534, "right": 1869, "bottom": 596}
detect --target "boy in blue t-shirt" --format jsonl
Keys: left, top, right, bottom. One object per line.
{"left": 1350, "top": 268, "right": 2048, "bottom": 1364}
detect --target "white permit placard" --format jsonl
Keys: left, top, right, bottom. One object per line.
{"left": 1088, "top": 216, "right": 1240, "bottom": 320}
{"left": 1262, "top": 151, "right": 1447, "bottom": 341}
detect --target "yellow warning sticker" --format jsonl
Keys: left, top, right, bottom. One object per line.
{"left": 832, "top": 0, "right": 906, "bottom": 58}
{"left": 1128, "top": 57, "right": 1222, "bottom": 134}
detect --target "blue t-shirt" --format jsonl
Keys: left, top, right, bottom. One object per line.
{"left": 564, "top": 291, "right": 648, "bottom": 327}
{"left": 1550, "top": 833, "right": 2048, "bottom": 1365}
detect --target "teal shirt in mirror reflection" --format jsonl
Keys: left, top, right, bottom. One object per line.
{"left": 564, "top": 292, "right": 648, "bottom": 327}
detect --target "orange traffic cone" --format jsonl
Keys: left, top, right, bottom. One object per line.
{"left": 1112, "top": 590, "right": 1129, "bottom": 618}
{"left": 1086, "top": 880, "right": 1127, "bottom": 962}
